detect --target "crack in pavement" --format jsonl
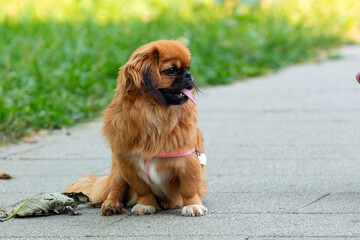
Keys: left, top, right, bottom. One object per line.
{"left": 299, "top": 193, "right": 331, "bottom": 210}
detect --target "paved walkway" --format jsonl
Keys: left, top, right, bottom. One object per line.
{"left": 1, "top": 46, "right": 360, "bottom": 239}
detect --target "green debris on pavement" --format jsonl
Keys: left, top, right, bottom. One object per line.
{"left": 0, "top": 192, "right": 91, "bottom": 222}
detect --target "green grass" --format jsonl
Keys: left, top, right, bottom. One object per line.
{"left": 0, "top": 0, "right": 359, "bottom": 143}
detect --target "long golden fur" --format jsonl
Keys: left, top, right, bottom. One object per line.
{"left": 64, "top": 40, "right": 207, "bottom": 216}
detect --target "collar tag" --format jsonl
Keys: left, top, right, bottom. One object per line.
{"left": 198, "top": 153, "right": 207, "bottom": 166}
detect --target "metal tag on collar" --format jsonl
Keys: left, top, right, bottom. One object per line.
{"left": 195, "top": 148, "right": 207, "bottom": 166}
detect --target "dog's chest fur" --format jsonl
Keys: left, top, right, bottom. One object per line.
{"left": 131, "top": 155, "right": 170, "bottom": 197}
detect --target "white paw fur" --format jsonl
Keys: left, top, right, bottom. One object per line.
{"left": 182, "top": 204, "right": 207, "bottom": 217}
{"left": 131, "top": 204, "right": 156, "bottom": 215}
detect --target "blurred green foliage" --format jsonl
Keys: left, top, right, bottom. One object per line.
{"left": 0, "top": 0, "right": 359, "bottom": 143}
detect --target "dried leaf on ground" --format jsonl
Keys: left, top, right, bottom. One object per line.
{"left": 0, "top": 172, "right": 12, "bottom": 179}
{"left": 0, "top": 192, "right": 91, "bottom": 222}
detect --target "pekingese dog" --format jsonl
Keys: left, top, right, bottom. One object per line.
{"left": 64, "top": 40, "right": 208, "bottom": 217}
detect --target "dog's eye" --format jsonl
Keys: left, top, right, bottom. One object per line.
{"left": 164, "top": 66, "right": 177, "bottom": 76}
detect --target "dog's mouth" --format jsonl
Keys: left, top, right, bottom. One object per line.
{"left": 180, "top": 89, "right": 196, "bottom": 104}
{"left": 158, "top": 87, "right": 196, "bottom": 105}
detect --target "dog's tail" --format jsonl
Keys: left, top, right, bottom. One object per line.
{"left": 63, "top": 174, "right": 110, "bottom": 203}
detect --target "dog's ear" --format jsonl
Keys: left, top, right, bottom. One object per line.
{"left": 117, "top": 45, "right": 162, "bottom": 96}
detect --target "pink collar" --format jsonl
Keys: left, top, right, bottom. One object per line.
{"left": 144, "top": 148, "right": 196, "bottom": 184}
{"left": 153, "top": 148, "right": 196, "bottom": 158}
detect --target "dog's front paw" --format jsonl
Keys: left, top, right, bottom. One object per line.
{"left": 131, "top": 204, "right": 156, "bottom": 215}
{"left": 182, "top": 204, "right": 207, "bottom": 217}
{"left": 101, "top": 199, "right": 124, "bottom": 216}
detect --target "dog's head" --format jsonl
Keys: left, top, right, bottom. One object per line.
{"left": 117, "top": 40, "right": 195, "bottom": 105}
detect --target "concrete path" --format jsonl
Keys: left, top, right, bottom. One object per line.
{"left": 1, "top": 46, "right": 360, "bottom": 239}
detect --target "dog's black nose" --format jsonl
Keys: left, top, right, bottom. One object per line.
{"left": 183, "top": 71, "right": 191, "bottom": 80}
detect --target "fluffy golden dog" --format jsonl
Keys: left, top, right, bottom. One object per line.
{"left": 64, "top": 40, "right": 207, "bottom": 217}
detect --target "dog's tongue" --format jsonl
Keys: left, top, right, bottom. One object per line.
{"left": 180, "top": 89, "right": 196, "bottom": 105}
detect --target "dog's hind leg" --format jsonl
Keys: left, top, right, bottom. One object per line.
{"left": 101, "top": 160, "right": 129, "bottom": 216}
